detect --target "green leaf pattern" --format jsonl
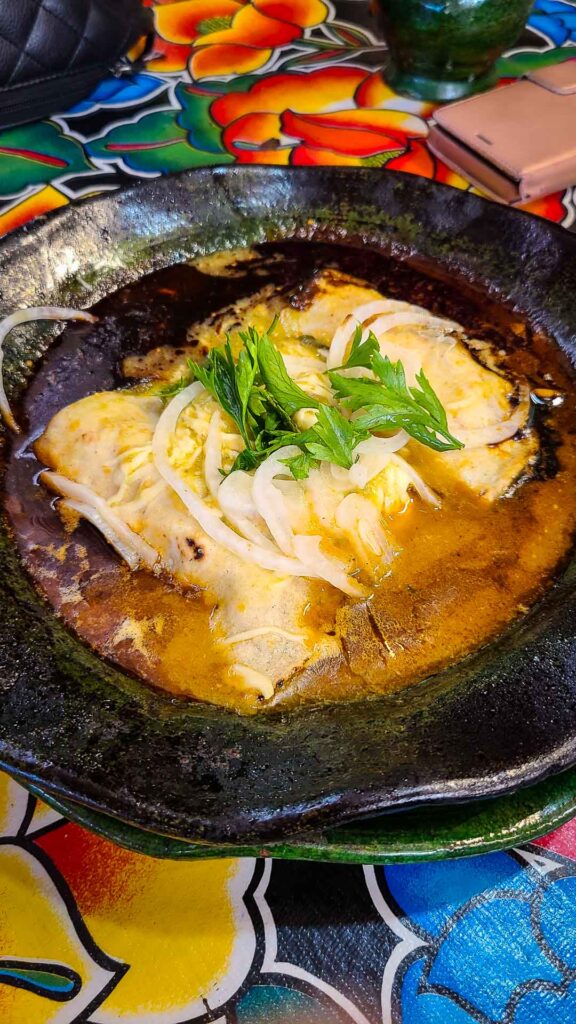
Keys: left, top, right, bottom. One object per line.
{"left": 0, "top": 0, "right": 573, "bottom": 229}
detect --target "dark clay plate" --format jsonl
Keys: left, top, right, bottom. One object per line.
{"left": 25, "top": 766, "right": 576, "bottom": 863}
{"left": 0, "top": 167, "right": 575, "bottom": 845}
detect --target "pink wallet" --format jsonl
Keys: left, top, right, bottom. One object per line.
{"left": 427, "top": 61, "right": 576, "bottom": 206}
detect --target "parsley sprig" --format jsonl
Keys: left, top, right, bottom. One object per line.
{"left": 160, "top": 319, "right": 462, "bottom": 479}
{"left": 329, "top": 328, "right": 463, "bottom": 453}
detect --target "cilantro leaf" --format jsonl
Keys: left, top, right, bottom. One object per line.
{"left": 332, "top": 354, "right": 463, "bottom": 452}
{"left": 158, "top": 369, "right": 195, "bottom": 400}
{"left": 354, "top": 406, "right": 461, "bottom": 451}
{"left": 340, "top": 326, "right": 380, "bottom": 370}
{"left": 235, "top": 347, "right": 258, "bottom": 434}
{"left": 305, "top": 405, "right": 367, "bottom": 470}
{"left": 229, "top": 447, "right": 262, "bottom": 473}
{"left": 411, "top": 368, "right": 450, "bottom": 430}
{"left": 329, "top": 371, "right": 386, "bottom": 410}
{"left": 187, "top": 341, "right": 243, "bottom": 437}
{"left": 353, "top": 405, "right": 415, "bottom": 431}
{"left": 256, "top": 330, "right": 319, "bottom": 416}
{"left": 160, "top": 316, "right": 462, "bottom": 477}
{"left": 281, "top": 451, "right": 316, "bottom": 480}
{"left": 372, "top": 351, "right": 407, "bottom": 390}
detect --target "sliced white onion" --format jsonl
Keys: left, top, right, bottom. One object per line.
{"left": 61, "top": 501, "right": 140, "bottom": 571}
{"left": 327, "top": 300, "right": 458, "bottom": 370}
{"left": 220, "top": 627, "right": 306, "bottom": 646}
{"left": 368, "top": 313, "right": 457, "bottom": 383}
{"left": 349, "top": 458, "right": 391, "bottom": 491}
{"left": 252, "top": 446, "right": 301, "bottom": 556}
{"left": 229, "top": 663, "right": 275, "bottom": 700}
{"left": 0, "top": 307, "right": 97, "bottom": 432}
{"left": 347, "top": 433, "right": 409, "bottom": 489}
{"left": 333, "top": 365, "right": 374, "bottom": 381}
{"left": 451, "top": 398, "right": 528, "bottom": 448}
{"left": 330, "top": 463, "right": 358, "bottom": 487}
{"left": 152, "top": 385, "right": 314, "bottom": 577}
{"left": 313, "top": 441, "right": 410, "bottom": 494}
{"left": 328, "top": 301, "right": 419, "bottom": 367}
{"left": 218, "top": 470, "right": 277, "bottom": 549}
{"left": 356, "top": 433, "right": 410, "bottom": 454}
{"left": 327, "top": 300, "right": 424, "bottom": 369}
{"left": 350, "top": 299, "right": 415, "bottom": 321}
{"left": 388, "top": 454, "right": 441, "bottom": 507}
{"left": 42, "top": 471, "right": 159, "bottom": 570}
{"left": 283, "top": 355, "right": 327, "bottom": 375}
{"left": 328, "top": 315, "right": 358, "bottom": 371}
{"left": 218, "top": 469, "right": 256, "bottom": 516}
{"left": 204, "top": 411, "right": 223, "bottom": 500}
{"left": 274, "top": 478, "right": 306, "bottom": 498}
{"left": 292, "top": 535, "right": 368, "bottom": 598}
{"left": 335, "top": 493, "right": 395, "bottom": 564}
{"left": 367, "top": 311, "right": 457, "bottom": 340}
{"left": 252, "top": 452, "right": 370, "bottom": 595}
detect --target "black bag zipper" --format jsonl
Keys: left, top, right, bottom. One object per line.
{"left": 0, "top": 62, "right": 123, "bottom": 130}
{"left": 0, "top": 14, "right": 155, "bottom": 133}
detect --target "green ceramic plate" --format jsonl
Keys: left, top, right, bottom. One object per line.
{"left": 25, "top": 768, "right": 576, "bottom": 863}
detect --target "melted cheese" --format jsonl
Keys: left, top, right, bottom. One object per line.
{"left": 37, "top": 271, "right": 540, "bottom": 702}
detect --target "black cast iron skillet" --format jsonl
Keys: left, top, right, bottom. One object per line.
{"left": 0, "top": 167, "right": 574, "bottom": 844}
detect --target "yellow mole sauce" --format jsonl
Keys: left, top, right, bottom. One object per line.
{"left": 41, "top": 375, "right": 576, "bottom": 715}
{"left": 9, "top": 248, "right": 576, "bottom": 715}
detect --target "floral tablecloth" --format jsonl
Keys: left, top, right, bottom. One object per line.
{"left": 1, "top": 2, "right": 576, "bottom": 1022}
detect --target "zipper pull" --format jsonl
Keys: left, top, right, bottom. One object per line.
{"left": 110, "top": 57, "right": 134, "bottom": 78}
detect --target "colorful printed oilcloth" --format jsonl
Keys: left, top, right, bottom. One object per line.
{"left": 1, "top": 2, "right": 576, "bottom": 1022}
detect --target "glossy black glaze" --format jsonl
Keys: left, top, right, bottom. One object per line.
{"left": 0, "top": 167, "right": 574, "bottom": 843}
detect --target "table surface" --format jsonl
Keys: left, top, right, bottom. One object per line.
{"left": 1, "top": 1, "right": 576, "bottom": 1022}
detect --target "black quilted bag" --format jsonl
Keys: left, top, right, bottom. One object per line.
{"left": 0, "top": 0, "right": 154, "bottom": 130}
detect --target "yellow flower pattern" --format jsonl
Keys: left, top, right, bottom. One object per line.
{"left": 60, "top": 853, "right": 257, "bottom": 1022}
{"left": 0, "top": 774, "right": 259, "bottom": 1023}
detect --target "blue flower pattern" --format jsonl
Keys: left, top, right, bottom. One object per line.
{"left": 373, "top": 853, "right": 576, "bottom": 1024}
{"left": 529, "top": 0, "right": 576, "bottom": 45}
{"left": 66, "top": 73, "right": 168, "bottom": 116}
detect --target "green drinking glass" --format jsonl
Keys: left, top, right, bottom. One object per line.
{"left": 377, "top": 0, "right": 534, "bottom": 101}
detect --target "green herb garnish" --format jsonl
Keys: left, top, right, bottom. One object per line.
{"left": 160, "top": 320, "right": 462, "bottom": 478}
{"left": 302, "top": 405, "right": 366, "bottom": 469}
{"left": 330, "top": 350, "right": 463, "bottom": 453}
{"left": 255, "top": 322, "right": 319, "bottom": 416}
{"left": 280, "top": 451, "right": 316, "bottom": 480}
{"left": 336, "top": 325, "right": 380, "bottom": 370}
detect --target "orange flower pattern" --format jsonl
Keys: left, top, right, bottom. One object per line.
{"left": 0, "top": 0, "right": 572, "bottom": 233}
{"left": 206, "top": 65, "right": 568, "bottom": 223}
{"left": 210, "top": 67, "right": 432, "bottom": 166}
{"left": 153, "top": 0, "right": 330, "bottom": 78}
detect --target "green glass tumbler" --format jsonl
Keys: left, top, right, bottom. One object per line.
{"left": 377, "top": 0, "right": 534, "bottom": 101}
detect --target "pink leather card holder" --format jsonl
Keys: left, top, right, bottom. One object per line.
{"left": 427, "top": 61, "right": 576, "bottom": 205}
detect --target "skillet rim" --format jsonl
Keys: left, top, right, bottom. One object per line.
{"left": 0, "top": 165, "right": 575, "bottom": 843}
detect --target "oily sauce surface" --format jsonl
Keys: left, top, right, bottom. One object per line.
{"left": 5, "top": 243, "right": 576, "bottom": 713}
